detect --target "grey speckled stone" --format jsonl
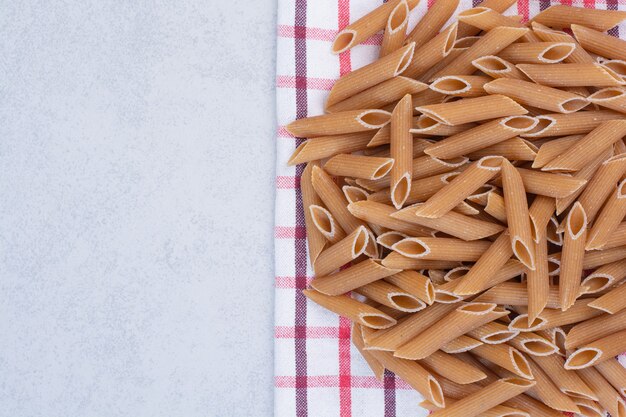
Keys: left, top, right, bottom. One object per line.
{"left": 0, "top": 1, "right": 276, "bottom": 416}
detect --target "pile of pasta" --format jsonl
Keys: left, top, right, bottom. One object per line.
{"left": 286, "top": 1, "right": 626, "bottom": 416}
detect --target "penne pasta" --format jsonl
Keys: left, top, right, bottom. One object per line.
{"left": 369, "top": 350, "right": 445, "bottom": 408}
{"left": 471, "top": 343, "right": 533, "bottom": 379}
{"left": 455, "top": 0, "right": 517, "bottom": 38}
{"left": 525, "top": 360, "right": 581, "bottom": 414}
{"left": 457, "top": 7, "right": 537, "bottom": 42}
{"left": 441, "top": 335, "right": 483, "bottom": 354}
{"left": 330, "top": 0, "right": 420, "bottom": 54}
{"left": 527, "top": 231, "right": 549, "bottom": 321}
{"left": 342, "top": 185, "right": 369, "bottom": 205}
{"left": 405, "top": 0, "right": 459, "bottom": 47}
{"left": 500, "top": 168, "right": 587, "bottom": 199}
{"left": 566, "top": 309, "right": 626, "bottom": 350}
{"left": 565, "top": 328, "right": 626, "bottom": 369}
{"left": 347, "top": 200, "right": 431, "bottom": 237}
{"left": 501, "top": 160, "right": 535, "bottom": 270}
{"left": 517, "top": 63, "right": 625, "bottom": 88}
{"left": 286, "top": 109, "right": 392, "bottom": 137}
{"left": 603, "top": 221, "right": 626, "bottom": 249}
{"left": 542, "top": 120, "right": 626, "bottom": 172}
{"left": 355, "top": 280, "right": 426, "bottom": 313}
{"left": 588, "top": 280, "right": 626, "bottom": 314}
{"left": 367, "top": 171, "right": 455, "bottom": 205}
{"left": 572, "top": 24, "right": 626, "bottom": 62}
{"left": 324, "top": 154, "right": 393, "bottom": 180}
{"left": 379, "top": 0, "right": 409, "bottom": 58}
{"left": 385, "top": 269, "right": 435, "bottom": 305}
{"left": 381, "top": 251, "right": 461, "bottom": 270}
{"left": 311, "top": 258, "right": 400, "bottom": 296}
{"left": 351, "top": 324, "right": 385, "bottom": 380}
{"left": 498, "top": 42, "right": 576, "bottom": 65}
{"left": 430, "top": 26, "right": 529, "bottom": 80}
{"left": 415, "top": 95, "right": 528, "bottom": 126}
{"left": 471, "top": 55, "right": 527, "bottom": 80}
{"left": 392, "top": 236, "right": 490, "bottom": 262}
{"left": 394, "top": 303, "right": 508, "bottom": 359}
{"left": 376, "top": 230, "right": 407, "bottom": 250}
{"left": 467, "top": 138, "right": 537, "bottom": 162}
{"left": 587, "top": 87, "right": 626, "bottom": 114}
{"left": 414, "top": 156, "right": 503, "bottom": 219}
{"left": 288, "top": 131, "right": 376, "bottom": 165}
{"left": 508, "top": 331, "right": 558, "bottom": 356}
{"left": 484, "top": 192, "right": 506, "bottom": 223}
{"left": 303, "top": 289, "right": 397, "bottom": 329}
{"left": 586, "top": 179, "right": 626, "bottom": 250}
{"left": 529, "top": 299, "right": 604, "bottom": 331}
{"left": 326, "top": 76, "right": 428, "bottom": 113}
{"left": 484, "top": 78, "right": 589, "bottom": 114}
{"left": 532, "top": 134, "right": 584, "bottom": 169}
{"left": 581, "top": 258, "right": 626, "bottom": 296}
{"left": 302, "top": 162, "right": 328, "bottom": 265}
{"left": 530, "top": 22, "right": 595, "bottom": 64}
{"left": 576, "top": 366, "right": 626, "bottom": 417}
{"left": 314, "top": 226, "right": 369, "bottom": 276}
{"left": 521, "top": 110, "right": 624, "bottom": 139}
{"left": 532, "top": 5, "right": 626, "bottom": 32}
{"left": 468, "top": 322, "right": 519, "bottom": 345}
{"left": 309, "top": 204, "right": 346, "bottom": 244}
{"left": 429, "top": 75, "right": 490, "bottom": 98}
{"left": 532, "top": 353, "right": 598, "bottom": 401}
{"left": 595, "top": 358, "right": 626, "bottom": 397}
{"left": 476, "top": 282, "right": 560, "bottom": 309}
{"left": 326, "top": 43, "right": 416, "bottom": 107}
{"left": 403, "top": 22, "right": 458, "bottom": 80}
{"left": 410, "top": 115, "right": 477, "bottom": 136}
{"left": 390, "top": 94, "right": 412, "bottom": 209}
{"left": 419, "top": 350, "right": 487, "bottom": 385}
{"left": 559, "top": 202, "right": 588, "bottom": 311}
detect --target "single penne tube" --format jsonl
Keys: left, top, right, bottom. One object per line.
{"left": 324, "top": 154, "right": 394, "bottom": 180}
{"left": 410, "top": 114, "right": 477, "bottom": 136}
{"left": 572, "top": 24, "right": 626, "bottom": 62}
{"left": 301, "top": 162, "right": 328, "bottom": 265}
{"left": 418, "top": 46, "right": 468, "bottom": 84}
{"left": 326, "top": 43, "right": 416, "bottom": 107}
{"left": 311, "top": 166, "right": 378, "bottom": 256}
{"left": 566, "top": 309, "right": 626, "bottom": 350}
{"left": 391, "top": 236, "right": 491, "bottom": 261}
{"left": 311, "top": 258, "right": 400, "bottom": 296}
{"left": 430, "top": 378, "right": 535, "bottom": 417}
{"left": 457, "top": 7, "right": 537, "bottom": 42}
{"left": 286, "top": 109, "right": 392, "bottom": 137}
{"left": 501, "top": 160, "right": 535, "bottom": 270}
{"left": 366, "top": 302, "right": 458, "bottom": 352}
{"left": 367, "top": 171, "right": 455, "bottom": 205}
{"left": 527, "top": 231, "right": 549, "bottom": 321}
{"left": 467, "top": 138, "right": 537, "bottom": 161}
{"left": 369, "top": 350, "right": 445, "bottom": 408}
{"left": 309, "top": 205, "right": 346, "bottom": 244}
{"left": 521, "top": 110, "right": 625, "bottom": 139}
{"left": 528, "top": 195, "right": 555, "bottom": 243}
{"left": 603, "top": 59, "right": 626, "bottom": 79}
{"left": 508, "top": 331, "right": 558, "bottom": 356}
{"left": 517, "top": 63, "right": 624, "bottom": 88}
{"left": 390, "top": 94, "right": 412, "bottom": 209}
{"left": 313, "top": 226, "right": 369, "bottom": 276}
{"left": 507, "top": 313, "right": 548, "bottom": 333}
{"left": 413, "top": 156, "right": 504, "bottom": 219}
{"left": 411, "top": 88, "right": 448, "bottom": 109}
{"left": 603, "top": 222, "right": 626, "bottom": 249}
{"left": 559, "top": 202, "right": 587, "bottom": 311}
{"left": 392, "top": 203, "right": 504, "bottom": 241}
{"left": 347, "top": 200, "right": 431, "bottom": 236}
{"left": 303, "top": 289, "right": 396, "bottom": 329}
{"left": 405, "top": 0, "right": 459, "bottom": 47}
{"left": 532, "top": 5, "right": 626, "bottom": 32}
{"left": 484, "top": 78, "right": 588, "bottom": 114}
{"left": 356, "top": 155, "right": 467, "bottom": 191}
{"left": 394, "top": 303, "right": 508, "bottom": 360}
{"left": 351, "top": 324, "right": 384, "bottom": 380}
{"left": 504, "top": 394, "right": 565, "bottom": 417}
{"left": 511, "top": 168, "right": 587, "bottom": 199}
{"left": 478, "top": 405, "right": 530, "bottom": 417}
{"left": 471, "top": 343, "right": 533, "bottom": 379}
{"left": 379, "top": 0, "right": 409, "bottom": 57}
{"left": 555, "top": 149, "right": 613, "bottom": 215}
{"left": 586, "top": 179, "right": 626, "bottom": 250}
{"left": 423, "top": 116, "right": 537, "bottom": 159}
{"left": 431, "top": 26, "right": 529, "bottom": 80}
{"left": 455, "top": 0, "right": 517, "bottom": 38}
{"left": 542, "top": 120, "right": 626, "bottom": 172}
{"left": 532, "top": 134, "right": 584, "bottom": 168}
{"left": 466, "top": 184, "right": 496, "bottom": 206}
{"left": 326, "top": 76, "right": 427, "bottom": 113}
{"left": 582, "top": 245, "right": 626, "bottom": 269}
{"left": 381, "top": 251, "right": 461, "bottom": 270}
{"left": 471, "top": 55, "right": 527, "bottom": 80}
{"left": 525, "top": 360, "right": 582, "bottom": 414}
{"left": 587, "top": 87, "right": 626, "bottom": 114}
{"left": 376, "top": 230, "right": 408, "bottom": 250}
{"left": 530, "top": 22, "right": 594, "bottom": 64}
{"left": 576, "top": 366, "right": 626, "bottom": 417}
{"left": 468, "top": 322, "right": 519, "bottom": 345}
{"left": 419, "top": 350, "right": 487, "bottom": 385}
{"left": 570, "top": 398, "right": 604, "bottom": 417}
{"left": 588, "top": 282, "right": 626, "bottom": 314}
{"left": 385, "top": 270, "right": 435, "bottom": 305}
{"left": 330, "top": 0, "right": 420, "bottom": 54}
{"left": 498, "top": 42, "right": 575, "bottom": 64}
{"left": 415, "top": 95, "right": 528, "bottom": 126}
{"left": 565, "top": 329, "right": 626, "bottom": 369}
{"left": 429, "top": 75, "right": 490, "bottom": 98}
{"left": 434, "top": 280, "right": 465, "bottom": 304}
{"left": 441, "top": 335, "right": 484, "bottom": 353}
{"left": 403, "top": 22, "right": 458, "bottom": 80}
{"left": 531, "top": 299, "right": 603, "bottom": 331}
{"left": 342, "top": 185, "right": 369, "bottom": 205}
{"left": 581, "top": 258, "right": 626, "bottom": 295}
{"left": 452, "top": 232, "right": 513, "bottom": 296}
{"left": 288, "top": 131, "right": 375, "bottom": 165}
{"left": 476, "top": 282, "right": 560, "bottom": 309}
{"left": 532, "top": 353, "right": 597, "bottom": 401}
{"left": 595, "top": 358, "right": 626, "bottom": 397}
{"left": 485, "top": 192, "right": 507, "bottom": 223}
{"left": 355, "top": 280, "right": 426, "bottom": 312}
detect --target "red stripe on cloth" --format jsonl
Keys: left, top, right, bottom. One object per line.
{"left": 517, "top": 0, "right": 530, "bottom": 22}
{"left": 276, "top": 175, "right": 300, "bottom": 189}
{"left": 276, "top": 75, "right": 337, "bottom": 90}
{"left": 277, "top": 125, "right": 294, "bottom": 139}
{"left": 583, "top": 0, "right": 596, "bottom": 8}
{"left": 275, "top": 375, "right": 412, "bottom": 389}
{"left": 275, "top": 325, "right": 341, "bottom": 338}
{"left": 275, "top": 225, "right": 307, "bottom": 239}
{"left": 275, "top": 275, "right": 314, "bottom": 288}
{"left": 277, "top": 24, "right": 383, "bottom": 45}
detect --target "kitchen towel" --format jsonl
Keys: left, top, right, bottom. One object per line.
{"left": 274, "top": 1, "right": 626, "bottom": 416}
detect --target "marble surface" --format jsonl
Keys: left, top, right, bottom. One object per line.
{"left": 0, "top": 1, "right": 276, "bottom": 416}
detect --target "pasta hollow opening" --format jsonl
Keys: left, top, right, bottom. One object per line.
{"left": 428, "top": 377, "right": 445, "bottom": 408}
{"left": 540, "top": 44, "right": 575, "bottom": 63}
{"left": 310, "top": 206, "right": 334, "bottom": 236}
{"left": 431, "top": 77, "right": 470, "bottom": 94}
{"left": 510, "top": 314, "right": 546, "bottom": 331}
{"left": 581, "top": 274, "right": 612, "bottom": 293}
{"left": 568, "top": 203, "right": 587, "bottom": 238}
{"left": 473, "top": 56, "right": 509, "bottom": 73}
{"left": 332, "top": 31, "right": 355, "bottom": 54}
{"left": 604, "top": 60, "right": 626, "bottom": 78}
{"left": 454, "top": 36, "right": 480, "bottom": 49}
{"left": 617, "top": 400, "right": 626, "bottom": 417}
{"left": 377, "top": 232, "right": 406, "bottom": 249}
{"left": 359, "top": 111, "right": 392, "bottom": 128}
{"left": 388, "top": 2, "right": 408, "bottom": 33}
{"left": 459, "top": 303, "right": 495, "bottom": 314}
{"left": 372, "top": 160, "right": 394, "bottom": 180}
{"left": 590, "top": 87, "right": 625, "bottom": 101}
{"left": 554, "top": 329, "right": 566, "bottom": 355}
{"left": 573, "top": 402, "right": 603, "bottom": 417}
{"left": 483, "top": 331, "right": 517, "bottom": 344}
{"left": 503, "top": 116, "right": 537, "bottom": 130}
{"left": 560, "top": 98, "right": 588, "bottom": 113}
{"left": 435, "top": 290, "right": 462, "bottom": 303}
{"left": 443, "top": 27, "right": 456, "bottom": 55}
{"left": 425, "top": 281, "right": 435, "bottom": 302}
{"left": 524, "top": 116, "right": 555, "bottom": 136}
{"left": 417, "top": 115, "right": 438, "bottom": 129}
{"left": 393, "top": 238, "right": 429, "bottom": 257}
{"left": 394, "top": 44, "right": 415, "bottom": 76}
{"left": 513, "top": 239, "right": 535, "bottom": 269}
{"left": 548, "top": 257, "right": 560, "bottom": 275}
{"left": 445, "top": 266, "right": 469, "bottom": 281}
{"left": 352, "top": 227, "right": 369, "bottom": 257}
{"left": 361, "top": 314, "right": 395, "bottom": 329}
{"left": 478, "top": 156, "right": 504, "bottom": 170}
{"left": 522, "top": 340, "right": 555, "bottom": 355}
{"left": 599, "top": 64, "right": 625, "bottom": 83}
{"left": 619, "top": 179, "right": 626, "bottom": 198}
{"left": 343, "top": 186, "right": 368, "bottom": 203}
{"left": 504, "top": 377, "right": 535, "bottom": 387}
{"left": 566, "top": 348, "right": 601, "bottom": 368}
{"left": 546, "top": 217, "right": 562, "bottom": 245}
{"left": 392, "top": 175, "right": 410, "bottom": 209}
{"left": 441, "top": 172, "right": 461, "bottom": 184}
{"left": 511, "top": 349, "right": 533, "bottom": 379}
{"left": 389, "top": 294, "right": 424, "bottom": 311}
{"left": 459, "top": 7, "right": 487, "bottom": 17}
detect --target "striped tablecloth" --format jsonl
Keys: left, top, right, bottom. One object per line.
{"left": 274, "top": 1, "right": 626, "bottom": 416}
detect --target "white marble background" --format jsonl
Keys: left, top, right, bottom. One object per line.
{"left": 0, "top": 0, "right": 276, "bottom": 415}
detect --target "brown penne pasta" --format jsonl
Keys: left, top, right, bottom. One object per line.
{"left": 403, "top": 22, "right": 458, "bottom": 80}
{"left": 390, "top": 95, "right": 413, "bottom": 209}
{"left": 355, "top": 280, "right": 426, "bottom": 313}
{"left": 286, "top": 109, "right": 392, "bottom": 137}
{"left": 565, "top": 329, "right": 626, "bottom": 369}
{"left": 517, "top": 63, "right": 625, "bottom": 88}
{"left": 405, "top": 0, "right": 460, "bottom": 47}
{"left": 533, "top": 5, "right": 626, "bottom": 32}
{"left": 521, "top": 110, "right": 624, "bottom": 139}
{"left": 572, "top": 24, "right": 626, "bottom": 62}
{"left": 301, "top": 162, "right": 328, "bottom": 265}
{"left": 310, "top": 258, "right": 400, "bottom": 296}
{"left": 429, "top": 75, "right": 490, "bottom": 98}
{"left": 498, "top": 42, "right": 576, "bottom": 65}
{"left": 586, "top": 179, "right": 626, "bottom": 250}
{"left": 379, "top": 0, "right": 409, "bottom": 57}
{"left": 530, "top": 22, "right": 595, "bottom": 64}
{"left": 576, "top": 366, "right": 626, "bottom": 417}
{"left": 566, "top": 309, "right": 626, "bottom": 350}
{"left": 415, "top": 95, "right": 528, "bottom": 126}
{"left": 472, "top": 55, "right": 527, "bottom": 80}
{"left": 288, "top": 131, "right": 376, "bottom": 165}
